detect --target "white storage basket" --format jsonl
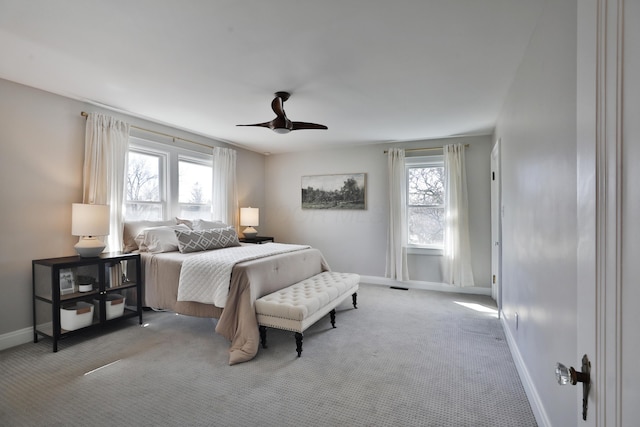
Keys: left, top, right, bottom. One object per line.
{"left": 60, "top": 302, "right": 94, "bottom": 331}
{"left": 94, "top": 294, "right": 126, "bottom": 320}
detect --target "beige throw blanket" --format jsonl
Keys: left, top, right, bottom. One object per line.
{"left": 177, "top": 243, "right": 311, "bottom": 306}
{"left": 214, "top": 248, "right": 330, "bottom": 365}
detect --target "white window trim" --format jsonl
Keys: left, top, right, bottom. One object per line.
{"left": 177, "top": 154, "right": 213, "bottom": 212}
{"left": 127, "top": 136, "right": 213, "bottom": 221}
{"left": 407, "top": 246, "right": 443, "bottom": 256}
{"left": 405, "top": 155, "right": 445, "bottom": 252}
{"left": 127, "top": 144, "right": 168, "bottom": 219}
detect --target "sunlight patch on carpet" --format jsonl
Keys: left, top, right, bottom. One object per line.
{"left": 454, "top": 301, "right": 498, "bottom": 317}
{"left": 84, "top": 359, "right": 121, "bottom": 376}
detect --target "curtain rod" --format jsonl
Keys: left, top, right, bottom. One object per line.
{"left": 383, "top": 144, "right": 469, "bottom": 154}
{"left": 81, "top": 111, "right": 213, "bottom": 150}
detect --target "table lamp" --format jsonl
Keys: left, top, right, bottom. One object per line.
{"left": 72, "top": 203, "right": 110, "bottom": 257}
{"left": 240, "top": 207, "right": 259, "bottom": 238}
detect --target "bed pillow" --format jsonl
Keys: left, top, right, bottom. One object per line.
{"left": 135, "top": 224, "right": 190, "bottom": 253}
{"left": 123, "top": 219, "right": 177, "bottom": 252}
{"left": 175, "top": 217, "right": 194, "bottom": 229}
{"left": 175, "top": 226, "right": 240, "bottom": 253}
{"left": 191, "top": 219, "right": 228, "bottom": 231}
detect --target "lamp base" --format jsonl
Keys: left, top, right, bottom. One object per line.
{"left": 75, "top": 237, "right": 106, "bottom": 258}
{"left": 242, "top": 227, "right": 258, "bottom": 239}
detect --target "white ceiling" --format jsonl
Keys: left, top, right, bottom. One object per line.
{"left": 0, "top": 0, "right": 544, "bottom": 154}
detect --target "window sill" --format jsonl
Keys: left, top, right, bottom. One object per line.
{"left": 407, "top": 246, "right": 443, "bottom": 256}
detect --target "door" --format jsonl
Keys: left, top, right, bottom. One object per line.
{"left": 490, "top": 140, "right": 501, "bottom": 311}
{"left": 576, "top": 1, "right": 636, "bottom": 425}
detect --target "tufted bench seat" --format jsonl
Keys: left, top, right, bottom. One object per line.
{"left": 255, "top": 271, "right": 359, "bottom": 357}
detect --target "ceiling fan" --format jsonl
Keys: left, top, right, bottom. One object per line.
{"left": 237, "top": 91, "right": 328, "bottom": 134}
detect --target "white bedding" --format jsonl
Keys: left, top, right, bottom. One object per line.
{"left": 176, "top": 243, "right": 311, "bottom": 306}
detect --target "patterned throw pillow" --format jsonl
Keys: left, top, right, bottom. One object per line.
{"left": 174, "top": 227, "right": 240, "bottom": 253}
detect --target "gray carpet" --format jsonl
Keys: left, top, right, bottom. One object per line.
{"left": 0, "top": 284, "right": 537, "bottom": 427}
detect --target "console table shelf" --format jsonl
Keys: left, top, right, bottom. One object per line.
{"left": 32, "top": 252, "right": 142, "bottom": 352}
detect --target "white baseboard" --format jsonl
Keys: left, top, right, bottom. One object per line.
{"left": 0, "top": 326, "right": 33, "bottom": 352}
{"left": 360, "top": 275, "right": 492, "bottom": 296}
{"left": 500, "top": 313, "right": 551, "bottom": 427}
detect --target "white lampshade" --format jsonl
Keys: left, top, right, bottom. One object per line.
{"left": 240, "top": 207, "right": 259, "bottom": 238}
{"left": 72, "top": 203, "right": 110, "bottom": 257}
{"left": 240, "top": 207, "right": 259, "bottom": 227}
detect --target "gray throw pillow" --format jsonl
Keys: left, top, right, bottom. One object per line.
{"left": 174, "top": 227, "right": 240, "bottom": 253}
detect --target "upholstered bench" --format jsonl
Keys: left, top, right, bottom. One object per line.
{"left": 255, "top": 271, "right": 359, "bottom": 357}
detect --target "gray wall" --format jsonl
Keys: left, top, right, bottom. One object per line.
{"left": 0, "top": 78, "right": 266, "bottom": 341}
{"left": 263, "top": 135, "right": 492, "bottom": 287}
{"left": 493, "top": 0, "right": 577, "bottom": 425}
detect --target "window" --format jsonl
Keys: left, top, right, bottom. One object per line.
{"left": 178, "top": 157, "right": 212, "bottom": 220}
{"left": 126, "top": 149, "right": 165, "bottom": 220}
{"left": 125, "top": 137, "right": 212, "bottom": 221}
{"left": 406, "top": 156, "right": 445, "bottom": 248}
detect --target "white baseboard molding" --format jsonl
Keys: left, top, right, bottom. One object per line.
{"left": 500, "top": 313, "right": 551, "bottom": 427}
{"left": 360, "top": 275, "right": 492, "bottom": 296}
{"left": 0, "top": 326, "right": 33, "bottom": 352}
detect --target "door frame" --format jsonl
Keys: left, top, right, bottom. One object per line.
{"left": 490, "top": 139, "right": 502, "bottom": 312}
{"left": 576, "top": 0, "right": 624, "bottom": 425}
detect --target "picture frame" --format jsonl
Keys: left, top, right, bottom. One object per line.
{"left": 301, "top": 173, "right": 366, "bottom": 210}
{"left": 59, "top": 269, "right": 76, "bottom": 295}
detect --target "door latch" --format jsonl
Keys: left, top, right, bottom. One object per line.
{"left": 555, "top": 355, "right": 591, "bottom": 420}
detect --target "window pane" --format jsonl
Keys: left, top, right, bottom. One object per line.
{"left": 124, "top": 203, "right": 163, "bottom": 221}
{"left": 126, "top": 151, "right": 163, "bottom": 220}
{"left": 179, "top": 160, "right": 212, "bottom": 204}
{"left": 127, "top": 152, "right": 160, "bottom": 202}
{"left": 408, "top": 166, "right": 444, "bottom": 205}
{"left": 408, "top": 207, "right": 444, "bottom": 246}
{"left": 178, "top": 204, "right": 211, "bottom": 220}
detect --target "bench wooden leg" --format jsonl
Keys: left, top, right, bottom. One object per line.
{"left": 259, "top": 325, "right": 268, "bottom": 349}
{"left": 330, "top": 308, "right": 336, "bottom": 328}
{"left": 352, "top": 292, "right": 358, "bottom": 309}
{"left": 295, "top": 332, "right": 303, "bottom": 357}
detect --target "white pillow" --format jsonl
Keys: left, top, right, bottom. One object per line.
{"left": 191, "top": 219, "right": 228, "bottom": 231}
{"left": 175, "top": 217, "right": 194, "bottom": 229}
{"left": 135, "top": 224, "right": 190, "bottom": 253}
{"left": 123, "top": 219, "right": 177, "bottom": 252}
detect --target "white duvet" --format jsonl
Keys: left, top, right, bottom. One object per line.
{"left": 176, "top": 243, "right": 310, "bottom": 307}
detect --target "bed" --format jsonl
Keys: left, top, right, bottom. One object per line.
{"left": 123, "top": 219, "right": 330, "bottom": 365}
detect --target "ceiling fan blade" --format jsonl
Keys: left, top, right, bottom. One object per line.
{"left": 291, "top": 121, "right": 328, "bottom": 130}
{"left": 238, "top": 92, "right": 326, "bottom": 133}
{"left": 236, "top": 121, "right": 273, "bottom": 128}
{"left": 271, "top": 96, "right": 287, "bottom": 118}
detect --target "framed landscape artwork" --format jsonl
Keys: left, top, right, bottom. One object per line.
{"left": 301, "top": 173, "right": 366, "bottom": 210}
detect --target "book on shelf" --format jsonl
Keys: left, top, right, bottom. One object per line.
{"left": 109, "top": 262, "right": 122, "bottom": 288}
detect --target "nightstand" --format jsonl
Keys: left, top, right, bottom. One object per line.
{"left": 240, "top": 236, "right": 275, "bottom": 244}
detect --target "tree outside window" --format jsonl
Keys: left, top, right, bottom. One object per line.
{"left": 407, "top": 161, "right": 445, "bottom": 247}
{"left": 125, "top": 143, "right": 213, "bottom": 221}
{"left": 178, "top": 159, "right": 212, "bottom": 220}
{"left": 126, "top": 151, "right": 163, "bottom": 220}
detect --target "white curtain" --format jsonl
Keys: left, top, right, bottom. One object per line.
{"left": 212, "top": 147, "right": 238, "bottom": 228}
{"left": 83, "top": 112, "right": 130, "bottom": 252}
{"left": 442, "top": 143, "right": 474, "bottom": 286}
{"left": 385, "top": 148, "right": 410, "bottom": 280}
